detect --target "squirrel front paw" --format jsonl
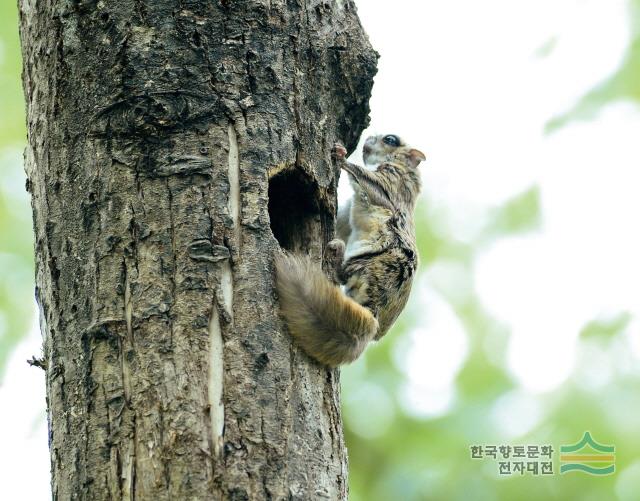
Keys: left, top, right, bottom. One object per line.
{"left": 332, "top": 143, "right": 348, "bottom": 161}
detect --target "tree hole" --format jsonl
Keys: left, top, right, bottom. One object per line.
{"left": 268, "top": 168, "right": 321, "bottom": 253}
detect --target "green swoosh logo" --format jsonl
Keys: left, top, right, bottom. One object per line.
{"left": 560, "top": 432, "right": 614, "bottom": 453}
{"left": 560, "top": 464, "right": 615, "bottom": 475}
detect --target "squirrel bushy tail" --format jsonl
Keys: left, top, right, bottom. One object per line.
{"left": 274, "top": 253, "right": 379, "bottom": 367}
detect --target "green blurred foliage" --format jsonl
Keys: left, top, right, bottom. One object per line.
{"left": 344, "top": 2, "right": 640, "bottom": 498}
{"left": 580, "top": 313, "right": 632, "bottom": 344}
{"left": 547, "top": 0, "right": 640, "bottom": 132}
{"left": 344, "top": 191, "right": 640, "bottom": 499}
{"left": 0, "top": 1, "right": 33, "bottom": 377}
{"left": 484, "top": 187, "right": 541, "bottom": 239}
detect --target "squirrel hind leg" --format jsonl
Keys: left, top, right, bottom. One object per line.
{"left": 326, "top": 238, "right": 346, "bottom": 255}
{"left": 323, "top": 239, "right": 346, "bottom": 286}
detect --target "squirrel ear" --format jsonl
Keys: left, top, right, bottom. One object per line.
{"left": 408, "top": 149, "right": 426, "bottom": 165}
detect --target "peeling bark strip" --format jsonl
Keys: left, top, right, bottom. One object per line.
{"left": 208, "top": 122, "right": 239, "bottom": 456}
{"left": 208, "top": 301, "right": 225, "bottom": 457}
{"left": 20, "top": 1, "right": 376, "bottom": 499}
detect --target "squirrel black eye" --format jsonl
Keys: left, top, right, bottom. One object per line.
{"left": 382, "top": 135, "right": 400, "bottom": 147}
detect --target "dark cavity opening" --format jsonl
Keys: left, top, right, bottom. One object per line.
{"left": 268, "top": 168, "right": 321, "bottom": 253}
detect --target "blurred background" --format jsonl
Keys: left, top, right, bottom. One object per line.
{"left": 1, "top": 0, "right": 640, "bottom": 499}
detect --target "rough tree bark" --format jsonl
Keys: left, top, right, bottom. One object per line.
{"left": 19, "top": 0, "right": 376, "bottom": 499}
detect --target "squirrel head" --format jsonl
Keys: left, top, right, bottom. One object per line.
{"left": 362, "top": 134, "right": 426, "bottom": 169}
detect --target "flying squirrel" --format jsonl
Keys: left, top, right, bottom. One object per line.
{"left": 274, "top": 134, "right": 426, "bottom": 367}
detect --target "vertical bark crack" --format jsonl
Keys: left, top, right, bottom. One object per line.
{"left": 227, "top": 122, "right": 241, "bottom": 243}
{"left": 122, "top": 269, "right": 135, "bottom": 500}
{"left": 208, "top": 121, "right": 240, "bottom": 456}
{"left": 208, "top": 303, "right": 225, "bottom": 457}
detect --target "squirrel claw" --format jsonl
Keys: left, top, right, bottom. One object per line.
{"left": 332, "top": 143, "right": 347, "bottom": 160}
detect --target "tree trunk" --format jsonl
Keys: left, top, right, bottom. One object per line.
{"left": 19, "top": 1, "right": 376, "bottom": 499}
